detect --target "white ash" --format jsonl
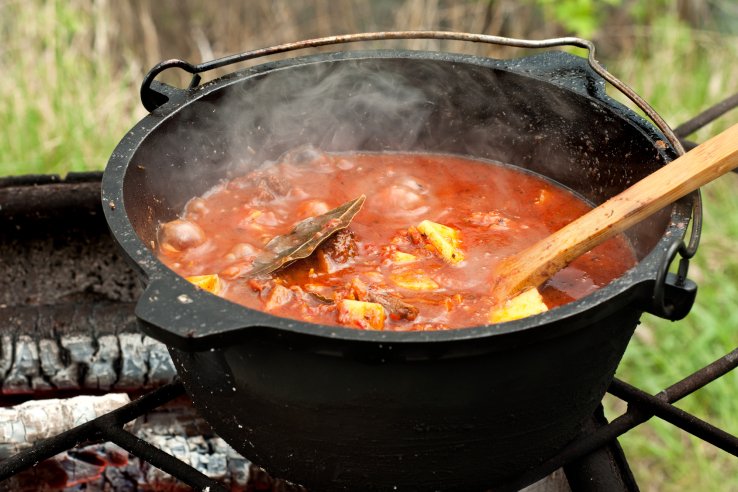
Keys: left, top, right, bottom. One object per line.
{"left": 144, "top": 335, "right": 176, "bottom": 386}
{"left": 86, "top": 334, "right": 120, "bottom": 390}
{"left": 38, "top": 338, "right": 78, "bottom": 389}
{"left": 116, "top": 332, "right": 148, "bottom": 388}
{"left": 138, "top": 433, "right": 247, "bottom": 487}
{"left": 2, "top": 335, "right": 45, "bottom": 393}
{"left": 0, "top": 393, "right": 131, "bottom": 459}
{"left": 0, "top": 335, "right": 13, "bottom": 381}
{"left": 0, "top": 402, "right": 252, "bottom": 491}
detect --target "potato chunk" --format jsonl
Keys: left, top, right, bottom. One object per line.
{"left": 338, "top": 299, "right": 386, "bottom": 330}
{"left": 264, "top": 284, "right": 293, "bottom": 311}
{"left": 390, "top": 251, "right": 418, "bottom": 264}
{"left": 391, "top": 270, "right": 439, "bottom": 291}
{"left": 489, "top": 288, "right": 548, "bottom": 323}
{"left": 416, "top": 220, "right": 464, "bottom": 264}
{"left": 185, "top": 274, "right": 221, "bottom": 294}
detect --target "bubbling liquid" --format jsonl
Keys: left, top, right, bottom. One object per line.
{"left": 156, "top": 152, "right": 637, "bottom": 331}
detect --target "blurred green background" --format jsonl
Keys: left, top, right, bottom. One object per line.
{"left": 1, "top": 1, "right": 736, "bottom": 490}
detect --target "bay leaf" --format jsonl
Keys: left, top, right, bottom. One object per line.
{"left": 244, "top": 194, "right": 366, "bottom": 278}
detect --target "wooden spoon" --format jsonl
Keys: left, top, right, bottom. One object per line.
{"left": 492, "top": 123, "right": 738, "bottom": 305}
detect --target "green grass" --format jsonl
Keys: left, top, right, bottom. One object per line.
{"left": 601, "top": 17, "right": 738, "bottom": 492}
{"left": 1, "top": 1, "right": 737, "bottom": 490}
{"left": 0, "top": 0, "right": 146, "bottom": 176}
{"left": 605, "top": 177, "right": 738, "bottom": 492}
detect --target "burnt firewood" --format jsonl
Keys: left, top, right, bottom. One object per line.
{"left": 0, "top": 393, "right": 131, "bottom": 460}
{"left": 0, "top": 303, "right": 176, "bottom": 396}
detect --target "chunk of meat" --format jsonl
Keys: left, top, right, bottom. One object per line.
{"left": 348, "top": 277, "right": 370, "bottom": 301}
{"left": 158, "top": 219, "right": 206, "bottom": 255}
{"left": 314, "top": 228, "right": 358, "bottom": 273}
{"left": 304, "top": 285, "right": 335, "bottom": 305}
{"left": 247, "top": 278, "right": 271, "bottom": 293}
{"left": 346, "top": 277, "right": 418, "bottom": 321}
{"left": 466, "top": 211, "right": 510, "bottom": 230}
{"left": 263, "top": 284, "right": 294, "bottom": 311}
{"left": 320, "top": 228, "right": 357, "bottom": 262}
{"left": 265, "top": 174, "right": 291, "bottom": 196}
{"left": 230, "top": 172, "right": 291, "bottom": 203}
{"left": 225, "top": 242, "right": 259, "bottom": 262}
{"left": 366, "top": 289, "right": 419, "bottom": 321}
{"left": 219, "top": 260, "right": 255, "bottom": 279}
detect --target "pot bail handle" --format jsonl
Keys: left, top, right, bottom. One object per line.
{"left": 140, "top": 59, "right": 202, "bottom": 112}
{"left": 139, "top": 31, "right": 684, "bottom": 154}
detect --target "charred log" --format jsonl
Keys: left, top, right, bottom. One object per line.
{"left": 0, "top": 393, "right": 131, "bottom": 460}
{"left": 0, "top": 175, "right": 163, "bottom": 398}
{"left": 0, "top": 303, "right": 176, "bottom": 396}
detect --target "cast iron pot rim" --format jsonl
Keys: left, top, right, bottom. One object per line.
{"left": 102, "top": 48, "right": 693, "bottom": 349}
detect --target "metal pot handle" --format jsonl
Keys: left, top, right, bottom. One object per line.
{"left": 139, "top": 31, "right": 684, "bottom": 153}
{"left": 645, "top": 240, "right": 698, "bottom": 320}
{"left": 135, "top": 276, "right": 266, "bottom": 350}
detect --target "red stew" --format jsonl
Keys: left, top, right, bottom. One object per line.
{"left": 156, "top": 152, "right": 636, "bottom": 331}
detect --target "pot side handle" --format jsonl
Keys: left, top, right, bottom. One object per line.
{"left": 641, "top": 240, "right": 698, "bottom": 321}
{"left": 134, "top": 276, "right": 256, "bottom": 350}
{"left": 645, "top": 273, "right": 698, "bottom": 321}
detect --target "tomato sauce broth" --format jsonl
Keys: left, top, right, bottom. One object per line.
{"left": 156, "top": 152, "right": 637, "bottom": 331}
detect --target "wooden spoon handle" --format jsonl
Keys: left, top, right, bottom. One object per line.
{"left": 494, "top": 122, "right": 738, "bottom": 301}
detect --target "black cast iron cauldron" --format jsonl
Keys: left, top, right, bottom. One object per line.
{"left": 102, "top": 33, "right": 699, "bottom": 490}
